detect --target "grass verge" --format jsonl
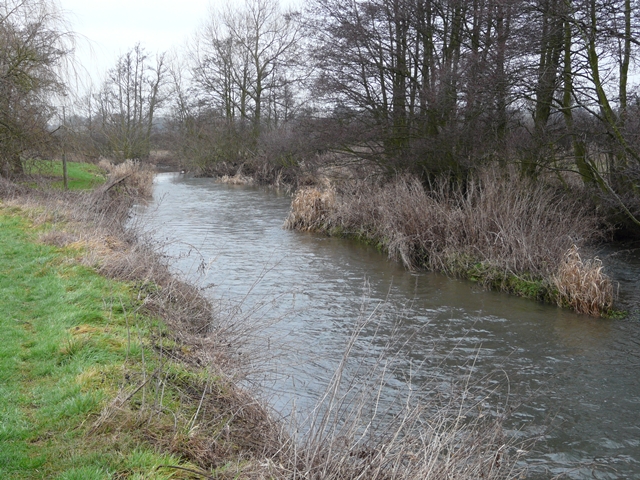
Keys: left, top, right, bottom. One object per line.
{"left": 0, "top": 208, "right": 191, "bottom": 478}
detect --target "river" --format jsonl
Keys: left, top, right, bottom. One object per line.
{"left": 138, "top": 172, "right": 640, "bottom": 479}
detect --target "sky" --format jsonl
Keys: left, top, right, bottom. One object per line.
{"left": 59, "top": 0, "right": 213, "bottom": 81}
{"left": 59, "top": 0, "right": 310, "bottom": 84}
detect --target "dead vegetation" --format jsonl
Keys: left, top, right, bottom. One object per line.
{"left": 269, "top": 307, "right": 528, "bottom": 480}
{"left": 553, "top": 245, "right": 614, "bottom": 316}
{"left": 285, "top": 166, "right": 615, "bottom": 316}
{"left": 97, "top": 158, "right": 156, "bottom": 198}
{"left": 284, "top": 186, "right": 336, "bottom": 231}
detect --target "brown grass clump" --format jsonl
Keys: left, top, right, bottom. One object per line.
{"left": 98, "top": 158, "right": 155, "bottom": 198}
{"left": 283, "top": 186, "right": 336, "bottom": 231}
{"left": 219, "top": 172, "right": 255, "bottom": 185}
{"left": 553, "top": 245, "right": 614, "bottom": 316}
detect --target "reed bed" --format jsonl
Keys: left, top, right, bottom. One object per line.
{"left": 219, "top": 172, "right": 255, "bottom": 185}
{"left": 285, "top": 167, "right": 614, "bottom": 315}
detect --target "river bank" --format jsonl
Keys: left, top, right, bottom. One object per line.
{"left": 0, "top": 163, "right": 526, "bottom": 479}
{"left": 141, "top": 172, "right": 640, "bottom": 479}
{"left": 199, "top": 159, "right": 617, "bottom": 317}
{"left": 0, "top": 164, "right": 286, "bottom": 478}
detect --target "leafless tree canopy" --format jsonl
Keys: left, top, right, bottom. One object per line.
{"left": 1, "top": 0, "right": 638, "bottom": 226}
{"left": 89, "top": 44, "right": 168, "bottom": 161}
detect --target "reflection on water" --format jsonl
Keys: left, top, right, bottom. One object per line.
{"left": 138, "top": 173, "right": 640, "bottom": 479}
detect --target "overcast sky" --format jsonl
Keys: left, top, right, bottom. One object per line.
{"left": 58, "top": 0, "right": 301, "bottom": 84}
{"left": 59, "top": 0, "right": 215, "bottom": 81}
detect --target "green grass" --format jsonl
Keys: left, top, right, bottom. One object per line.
{"left": 25, "top": 160, "right": 106, "bottom": 190}
{"left": 0, "top": 207, "right": 200, "bottom": 479}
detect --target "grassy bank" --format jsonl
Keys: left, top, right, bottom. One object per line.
{"left": 0, "top": 162, "right": 528, "bottom": 479}
{"left": 284, "top": 167, "right": 616, "bottom": 317}
{"left": 0, "top": 209, "right": 185, "bottom": 478}
{"left": 0, "top": 166, "right": 285, "bottom": 478}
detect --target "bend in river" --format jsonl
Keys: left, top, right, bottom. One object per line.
{"left": 137, "top": 173, "right": 640, "bottom": 479}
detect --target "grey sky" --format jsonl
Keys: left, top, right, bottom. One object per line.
{"left": 59, "top": 0, "right": 300, "bottom": 82}
{"left": 59, "top": 0, "right": 213, "bottom": 80}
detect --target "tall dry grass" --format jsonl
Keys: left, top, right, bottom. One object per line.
{"left": 98, "top": 158, "right": 155, "bottom": 198}
{"left": 285, "top": 166, "right": 614, "bottom": 314}
{"left": 284, "top": 186, "right": 336, "bottom": 231}
{"left": 553, "top": 245, "right": 614, "bottom": 316}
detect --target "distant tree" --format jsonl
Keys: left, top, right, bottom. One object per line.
{"left": 0, "top": 0, "right": 73, "bottom": 177}
{"left": 93, "top": 44, "right": 167, "bottom": 161}
{"left": 306, "top": 0, "right": 524, "bottom": 179}
{"left": 192, "top": 0, "right": 303, "bottom": 142}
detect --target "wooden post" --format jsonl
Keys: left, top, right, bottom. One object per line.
{"left": 62, "top": 106, "right": 68, "bottom": 190}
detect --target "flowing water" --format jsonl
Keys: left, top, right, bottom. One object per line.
{"left": 139, "top": 172, "right": 640, "bottom": 479}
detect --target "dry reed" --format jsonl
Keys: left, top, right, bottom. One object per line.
{"left": 285, "top": 166, "right": 612, "bottom": 314}
{"left": 283, "top": 186, "right": 336, "bottom": 232}
{"left": 98, "top": 158, "right": 155, "bottom": 198}
{"left": 219, "top": 172, "right": 255, "bottom": 185}
{"left": 553, "top": 245, "right": 614, "bottom": 316}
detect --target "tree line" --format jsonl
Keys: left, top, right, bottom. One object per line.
{"left": 1, "top": 0, "right": 639, "bottom": 227}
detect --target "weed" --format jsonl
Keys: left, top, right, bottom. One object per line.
{"left": 553, "top": 245, "right": 614, "bottom": 316}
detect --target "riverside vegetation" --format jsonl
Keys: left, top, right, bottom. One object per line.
{"left": 281, "top": 164, "right": 616, "bottom": 317}
{"left": 0, "top": 161, "right": 528, "bottom": 479}
{"left": 1, "top": 0, "right": 636, "bottom": 322}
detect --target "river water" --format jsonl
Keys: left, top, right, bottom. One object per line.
{"left": 139, "top": 173, "right": 640, "bottom": 479}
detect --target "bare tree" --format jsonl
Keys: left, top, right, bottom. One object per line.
{"left": 306, "top": 0, "right": 524, "bottom": 178}
{"left": 192, "top": 0, "right": 303, "bottom": 142}
{"left": 0, "top": 0, "right": 73, "bottom": 176}
{"left": 92, "top": 44, "right": 167, "bottom": 161}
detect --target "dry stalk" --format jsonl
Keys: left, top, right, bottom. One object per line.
{"left": 272, "top": 301, "right": 527, "bottom": 479}
{"left": 283, "top": 186, "right": 336, "bottom": 231}
{"left": 98, "top": 158, "right": 155, "bottom": 198}
{"left": 553, "top": 245, "right": 614, "bottom": 316}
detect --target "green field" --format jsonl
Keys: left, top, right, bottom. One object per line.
{"left": 26, "top": 160, "right": 106, "bottom": 190}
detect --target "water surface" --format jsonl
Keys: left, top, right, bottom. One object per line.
{"left": 139, "top": 173, "right": 640, "bottom": 479}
